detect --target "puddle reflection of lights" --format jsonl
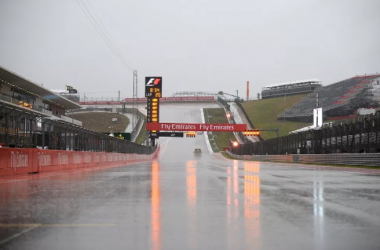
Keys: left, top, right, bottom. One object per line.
{"left": 226, "top": 161, "right": 240, "bottom": 249}
{"left": 151, "top": 160, "right": 161, "bottom": 250}
{"left": 233, "top": 160, "right": 239, "bottom": 209}
{"left": 313, "top": 172, "right": 325, "bottom": 248}
{"left": 186, "top": 161, "right": 197, "bottom": 206}
{"left": 186, "top": 160, "right": 197, "bottom": 248}
{"left": 313, "top": 174, "right": 324, "bottom": 217}
{"left": 244, "top": 161, "right": 261, "bottom": 247}
{"left": 227, "top": 161, "right": 261, "bottom": 248}
{"left": 227, "top": 161, "right": 240, "bottom": 221}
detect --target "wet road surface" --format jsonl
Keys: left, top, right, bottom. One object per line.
{"left": 1, "top": 103, "right": 380, "bottom": 250}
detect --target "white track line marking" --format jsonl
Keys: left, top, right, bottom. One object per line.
{"left": 159, "top": 138, "right": 171, "bottom": 159}
{"left": 0, "top": 225, "right": 39, "bottom": 246}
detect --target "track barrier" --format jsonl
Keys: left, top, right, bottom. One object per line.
{"left": 226, "top": 150, "right": 380, "bottom": 167}
{"left": 0, "top": 147, "right": 159, "bottom": 177}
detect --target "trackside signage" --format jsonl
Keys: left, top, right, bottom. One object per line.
{"left": 146, "top": 123, "right": 247, "bottom": 132}
{"left": 124, "top": 96, "right": 215, "bottom": 103}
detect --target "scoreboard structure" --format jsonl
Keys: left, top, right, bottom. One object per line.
{"left": 147, "top": 97, "right": 159, "bottom": 123}
{"left": 145, "top": 77, "right": 162, "bottom": 145}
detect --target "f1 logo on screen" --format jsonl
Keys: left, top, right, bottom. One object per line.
{"left": 146, "top": 77, "right": 162, "bottom": 87}
{"left": 145, "top": 77, "right": 162, "bottom": 98}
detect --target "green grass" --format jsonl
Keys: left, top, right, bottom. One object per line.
{"left": 204, "top": 108, "right": 236, "bottom": 152}
{"left": 68, "top": 112, "right": 129, "bottom": 133}
{"left": 241, "top": 94, "right": 311, "bottom": 139}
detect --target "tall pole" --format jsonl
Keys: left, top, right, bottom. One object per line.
{"left": 246, "top": 81, "right": 249, "bottom": 101}
{"left": 133, "top": 70, "right": 138, "bottom": 129}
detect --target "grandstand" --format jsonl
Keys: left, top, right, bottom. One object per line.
{"left": 278, "top": 74, "right": 380, "bottom": 122}
{"left": 261, "top": 79, "right": 321, "bottom": 99}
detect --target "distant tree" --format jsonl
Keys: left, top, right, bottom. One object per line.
{"left": 257, "top": 93, "right": 261, "bottom": 100}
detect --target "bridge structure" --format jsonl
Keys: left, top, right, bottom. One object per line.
{"left": 171, "top": 91, "right": 219, "bottom": 96}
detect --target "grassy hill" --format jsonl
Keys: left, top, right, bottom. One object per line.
{"left": 204, "top": 108, "right": 236, "bottom": 151}
{"left": 68, "top": 112, "right": 129, "bottom": 133}
{"left": 241, "top": 94, "right": 311, "bottom": 139}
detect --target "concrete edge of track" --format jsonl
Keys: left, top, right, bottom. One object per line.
{"left": 225, "top": 150, "right": 380, "bottom": 174}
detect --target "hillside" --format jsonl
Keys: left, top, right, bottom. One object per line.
{"left": 68, "top": 112, "right": 130, "bottom": 133}
{"left": 241, "top": 94, "right": 311, "bottom": 139}
{"left": 204, "top": 108, "right": 236, "bottom": 151}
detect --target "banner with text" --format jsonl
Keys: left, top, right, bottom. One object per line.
{"left": 125, "top": 96, "right": 215, "bottom": 103}
{"left": 146, "top": 123, "right": 247, "bottom": 132}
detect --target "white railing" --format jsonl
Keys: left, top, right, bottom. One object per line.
{"left": 60, "top": 115, "right": 83, "bottom": 126}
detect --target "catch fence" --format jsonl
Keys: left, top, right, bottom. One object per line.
{"left": 231, "top": 112, "right": 380, "bottom": 155}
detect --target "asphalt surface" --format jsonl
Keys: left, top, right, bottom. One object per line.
{"left": 1, "top": 103, "right": 380, "bottom": 250}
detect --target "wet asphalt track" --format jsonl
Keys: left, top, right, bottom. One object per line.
{"left": 1, "top": 103, "right": 380, "bottom": 250}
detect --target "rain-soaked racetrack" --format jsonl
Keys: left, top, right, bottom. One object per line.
{"left": 1, "top": 103, "right": 380, "bottom": 250}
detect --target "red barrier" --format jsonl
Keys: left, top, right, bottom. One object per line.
{"left": 352, "top": 74, "right": 380, "bottom": 79}
{"left": 0, "top": 147, "right": 159, "bottom": 177}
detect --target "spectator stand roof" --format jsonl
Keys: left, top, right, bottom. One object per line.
{"left": 262, "top": 79, "right": 321, "bottom": 91}
{"left": 0, "top": 66, "right": 81, "bottom": 110}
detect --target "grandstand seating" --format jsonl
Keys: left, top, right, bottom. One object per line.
{"left": 262, "top": 79, "right": 321, "bottom": 99}
{"left": 278, "top": 75, "right": 380, "bottom": 122}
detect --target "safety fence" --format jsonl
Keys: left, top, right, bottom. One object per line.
{"left": 234, "top": 100, "right": 256, "bottom": 131}
{"left": 232, "top": 112, "right": 380, "bottom": 155}
{"left": 226, "top": 150, "right": 380, "bottom": 167}
{"left": 0, "top": 101, "right": 155, "bottom": 153}
{"left": 216, "top": 96, "right": 229, "bottom": 110}
{"left": 0, "top": 146, "right": 159, "bottom": 177}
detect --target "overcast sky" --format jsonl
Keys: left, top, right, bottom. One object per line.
{"left": 0, "top": 0, "right": 379, "bottom": 100}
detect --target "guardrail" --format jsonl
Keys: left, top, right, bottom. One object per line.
{"left": 216, "top": 96, "right": 229, "bottom": 110}
{"left": 60, "top": 114, "right": 83, "bottom": 126}
{"left": 226, "top": 150, "right": 380, "bottom": 167}
{"left": 233, "top": 112, "right": 380, "bottom": 155}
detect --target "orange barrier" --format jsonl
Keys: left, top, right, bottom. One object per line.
{"left": 0, "top": 147, "right": 159, "bottom": 177}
